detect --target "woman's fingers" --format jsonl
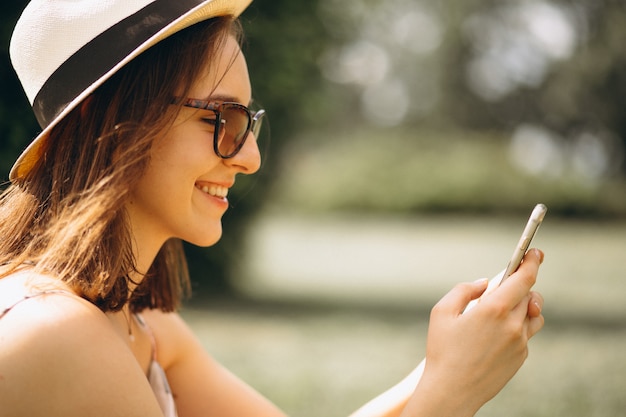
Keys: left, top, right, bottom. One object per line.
{"left": 418, "top": 248, "right": 546, "bottom": 414}
{"left": 489, "top": 248, "right": 544, "bottom": 309}
{"left": 527, "top": 291, "right": 544, "bottom": 318}
{"left": 527, "top": 311, "right": 545, "bottom": 339}
{"left": 432, "top": 278, "right": 489, "bottom": 316}
{"left": 488, "top": 249, "right": 545, "bottom": 340}
{"left": 526, "top": 291, "right": 545, "bottom": 338}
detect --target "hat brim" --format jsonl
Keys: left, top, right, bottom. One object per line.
{"left": 10, "top": 0, "right": 252, "bottom": 181}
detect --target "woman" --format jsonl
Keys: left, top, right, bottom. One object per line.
{"left": 0, "top": 1, "right": 545, "bottom": 416}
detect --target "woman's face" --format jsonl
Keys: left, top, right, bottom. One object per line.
{"left": 126, "top": 35, "right": 261, "bottom": 254}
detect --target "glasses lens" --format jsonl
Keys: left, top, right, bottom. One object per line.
{"left": 217, "top": 104, "right": 251, "bottom": 157}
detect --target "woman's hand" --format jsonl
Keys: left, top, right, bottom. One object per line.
{"left": 404, "top": 249, "right": 545, "bottom": 417}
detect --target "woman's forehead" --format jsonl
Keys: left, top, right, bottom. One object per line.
{"left": 190, "top": 36, "right": 251, "bottom": 105}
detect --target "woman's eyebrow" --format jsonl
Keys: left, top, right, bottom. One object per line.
{"left": 205, "top": 94, "right": 249, "bottom": 106}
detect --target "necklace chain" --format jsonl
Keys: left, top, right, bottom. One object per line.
{"left": 122, "top": 306, "right": 135, "bottom": 342}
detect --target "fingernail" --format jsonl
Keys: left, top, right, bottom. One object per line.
{"left": 534, "top": 301, "right": 542, "bottom": 313}
{"left": 533, "top": 248, "right": 545, "bottom": 264}
{"left": 473, "top": 278, "right": 488, "bottom": 285}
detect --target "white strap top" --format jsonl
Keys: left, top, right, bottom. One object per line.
{"left": 0, "top": 291, "right": 178, "bottom": 417}
{"left": 138, "top": 312, "right": 178, "bottom": 417}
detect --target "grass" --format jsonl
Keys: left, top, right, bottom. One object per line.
{"left": 182, "top": 214, "right": 626, "bottom": 417}
{"left": 268, "top": 127, "right": 626, "bottom": 218}
{"left": 183, "top": 300, "right": 626, "bottom": 417}
{"left": 182, "top": 125, "right": 626, "bottom": 416}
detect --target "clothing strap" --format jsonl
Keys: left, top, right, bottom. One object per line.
{"left": 0, "top": 289, "right": 177, "bottom": 416}
{"left": 0, "top": 289, "right": 76, "bottom": 320}
{"left": 135, "top": 313, "right": 178, "bottom": 417}
{"left": 135, "top": 313, "right": 159, "bottom": 362}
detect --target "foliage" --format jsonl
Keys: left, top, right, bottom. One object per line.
{"left": 0, "top": 1, "right": 39, "bottom": 178}
{"left": 310, "top": 0, "right": 626, "bottom": 182}
{"left": 269, "top": 126, "right": 626, "bottom": 218}
{"left": 0, "top": 1, "right": 329, "bottom": 295}
{"left": 188, "top": 1, "right": 330, "bottom": 294}
{"left": 441, "top": 0, "right": 626, "bottom": 178}
{"left": 3, "top": 0, "right": 626, "bottom": 293}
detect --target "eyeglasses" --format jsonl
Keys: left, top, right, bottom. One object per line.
{"left": 179, "top": 98, "right": 266, "bottom": 159}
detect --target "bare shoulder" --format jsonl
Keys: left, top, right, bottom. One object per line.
{"left": 0, "top": 272, "right": 164, "bottom": 417}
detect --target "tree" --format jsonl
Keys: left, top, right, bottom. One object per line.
{"left": 0, "top": 1, "right": 330, "bottom": 296}
{"left": 441, "top": 0, "right": 626, "bottom": 181}
{"left": 0, "top": 1, "right": 39, "bottom": 176}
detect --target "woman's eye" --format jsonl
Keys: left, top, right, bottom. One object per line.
{"left": 201, "top": 118, "right": 218, "bottom": 126}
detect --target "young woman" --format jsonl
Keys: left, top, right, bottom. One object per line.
{"left": 0, "top": 1, "right": 545, "bottom": 416}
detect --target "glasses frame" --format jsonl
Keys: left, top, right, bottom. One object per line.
{"left": 179, "top": 98, "right": 266, "bottom": 159}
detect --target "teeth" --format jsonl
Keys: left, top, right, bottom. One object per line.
{"left": 199, "top": 184, "right": 228, "bottom": 198}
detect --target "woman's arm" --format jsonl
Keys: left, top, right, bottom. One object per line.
{"left": 145, "top": 249, "right": 543, "bottom": 417}
{"left": 402, "top": 249, "right": 545, "bottom": 417}
{"left": 143, "top": 309, "right": 288, "bottom": 417}
{"left": 348, "top": 360, "right": 425, "bottom": 417}
{"left": 350, "top": 249, "right": 545, "bottom": 417}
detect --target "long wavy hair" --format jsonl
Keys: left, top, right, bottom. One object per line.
{"left": 0, "top": 16, "right": 243, "bottom": 313}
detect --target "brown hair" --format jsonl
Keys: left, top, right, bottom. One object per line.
{"left": 0, "top": 16, "right": 243, "bottom": 313}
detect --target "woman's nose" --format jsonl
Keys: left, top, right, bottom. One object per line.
{"left": 226, "top": 133, "right": 261, "bottom": 174}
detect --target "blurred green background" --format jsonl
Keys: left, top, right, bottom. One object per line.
{"left": 2, "top": 1, "right": 626, "bottom": 416}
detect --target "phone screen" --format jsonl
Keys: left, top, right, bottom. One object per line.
{"left": 500, "top": 203, "right": 547, "bottom": 283}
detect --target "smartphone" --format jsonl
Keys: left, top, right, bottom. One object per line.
{"left": 499, "top": 203, "right": 547, "bottom": 284}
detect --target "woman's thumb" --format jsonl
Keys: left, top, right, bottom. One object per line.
{"left": 436, "top": 278, "right": 489, "bottom": 316}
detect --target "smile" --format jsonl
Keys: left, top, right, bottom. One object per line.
{"left": 196, "top": 183, "right": 228, "bottom": 199}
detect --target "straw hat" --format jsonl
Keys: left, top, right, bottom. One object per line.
{"left": 9, "top": 0, "right": 253, "bottom": 181}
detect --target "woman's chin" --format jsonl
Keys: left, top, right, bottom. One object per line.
{"left": 186, "top": 228, "right": 223, "bottom": 248}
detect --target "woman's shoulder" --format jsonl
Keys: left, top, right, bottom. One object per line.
{"left": 0, "top": 270, "right": 89, "bottom": 325}
{"left": 0, "top": 269, "right": 90, "bottom": 319}
{"left": 0, "top": 271, "right": 164, "bottom": 416}
{"left": 0, "top": 269, "right": 119, "bottom": 379}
